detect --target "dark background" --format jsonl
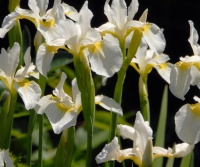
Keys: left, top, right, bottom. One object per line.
{"left": 1, "top": 0, "right": 200, "bottom": 166}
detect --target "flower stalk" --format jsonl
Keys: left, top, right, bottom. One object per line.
{"left": 73, "top": 51, "right": 95, "bottom": 167}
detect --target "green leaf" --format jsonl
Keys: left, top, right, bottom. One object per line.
{"left": 165, "top": 157, "right": 174, "bottom": 167}
{"left": 153, "top": 85, "right": 168, "bottom": 167}
{"left": 50, "top": 51, "right": 73, "bottom": 71}
{"left": 180, "top": 151, "right": 194, "bottom": 167}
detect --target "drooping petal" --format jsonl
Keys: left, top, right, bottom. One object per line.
{"left": 0, "top": 11, "right": 19, "bottom": 38}
{"left": 117, "top": 124, "right": 135, "bottom": 140}
{"left": 36, "top": 43, "right": 56, "bottom": 77}
{"left": 169, "top": 66, "right": 191, "bottom": 100}
{"left": 43, "top": 102, "right": 78, "bottom": 134}
{"left": 154, "top": 62, "right": 172, "bottom": 84}
{"left": 143, "top": 23, "right": 166, "bottom": 53}
{"left": 153, "top": 147, "right": 173, "bottom": 159}
{"left": 61, "top": 3, "right": 79, "bottom": 21}
{"left": 174, "top": 143, "right": 194, "bottom": 157}
{"left": 95, "top": 95, "right": 123, "bottom": 116}
{"left": 190, "top": 66, "right": 200, "bottom": 88}
{"left": 175, "top": 103, "right": 200, "bottom": 144}
{"left": 89, "top": 34, "right": 123, "bottom": 77}
{"left": 34, "top": 95, "right": 55, "bottom": 114}
{"left": 15, "top": 80, "right": 41, "bottom": 110}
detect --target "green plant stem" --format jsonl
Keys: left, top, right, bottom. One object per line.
{"left": 55, "top": 127, "right": 75, "bottom": 166}
{"left": 27, "top": 109, "right": 37, "bottom": 166}
{"left": 0, "top": 89, "right": 17, "bottom": 149}
{"left": 139, "top": 76, "right": 150, "bottom": 122}
{"left": 73, "top": 52, "right": 95, "bottom": 167}
{"left": 108, "top": 30, "right": 142, "bottom": 167}
{"left": 37, "top": 74, "right": 46, "bottom": 167}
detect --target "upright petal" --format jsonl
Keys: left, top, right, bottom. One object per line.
{"left": 188, "top": 20, "right": 200, "bottom": 55}
{"left": 143, "top": 24, "right": 166, "bottom": 53}
{"left": 78, "top": 1, "right": 93, "bottom": 36}
{"left": 111, "top": 0, "right": 127, "bottom": 29}
{"left": 53, "top": 72, "right": 67, "bottom": 101}
{"left": 0, "top": 43, "right": 19, "bottom": 88}
{"left": 127, "top": 0, "right": 139, "bottom": 21}
{"left": 133, "top": 112, "right": 153, "bottom": 153}
{"left": 96, "top": 137, "right": 121, "bottom": 163}
{"left": 72, "top": 78, "right": 81, "bottom": 109}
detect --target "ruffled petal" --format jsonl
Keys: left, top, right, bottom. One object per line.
{"left": 117, "top": 124, "right": 135, "bottom": 140}
{"left": 174, "top": 143, "right": 194, "bottom": 157}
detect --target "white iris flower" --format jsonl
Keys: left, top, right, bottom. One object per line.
{"left": 35, "top": 72, "right": 123, "bottom": 134}
{"left": 0, "top": 149, "right": 13, "bottom": 167}
{"left": 0, "top": 42, "right": 41, "bottom": 110}
{"left": 96, "top": 112, "right": 193, "bottom": 166}
{"left": 36, "top": 1, "right": 123, "bottom": 78}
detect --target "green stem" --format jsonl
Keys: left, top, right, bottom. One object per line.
{"left": 139, "top": 76, "right": 150, "bottom": 122}
{"left": 0, "top": 89, "right": 17, "bottom": 149}
{"left": 108, "top": 30, "right": 142, "bottom": 142}
{"left": 73, "top": 52, "right": 95, "bottom": 167}
{"left": 108, "top": 30, "right": 142, "bottom": 167}
{"left": 37, "top": 74, "right": 46, "bottom": 167}
{"left": 27, "top": 109, "right": 37, "bottom": 166}
{"left": 38, "top": 114, "right": 43, "bottom": 167}
{"left": 54, "top": 127, "right": 75, "bottom": 166}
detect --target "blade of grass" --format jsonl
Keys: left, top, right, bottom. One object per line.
{"left": 153, "top": 85, "right": 168, "bottom": 167}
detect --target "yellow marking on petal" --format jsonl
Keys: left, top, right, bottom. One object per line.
{"left": 46, "top": 45, "right": 58, "bottom": 53}
{"left": 157, "top": 63, "right": 167, "bottom": 70}
{"left": 190, "top": 103, "right": 200, "bottom": 117}
{"left": 18, "top": 15, "right": 37, "bottom": 26}
{"left": 87, "top": 42, "right": 104, "bottom": 56}
{"left": 141, "top": 24, "right": 151, "bottom": 33}
{"left": 56, "top": 102, "right": 75, "bottom": 113}
{"left": 175, "top": 61, "right": 200, "bottom": 71}
{"left": 39, "top": 18, "right": 55, "bottom": 28}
